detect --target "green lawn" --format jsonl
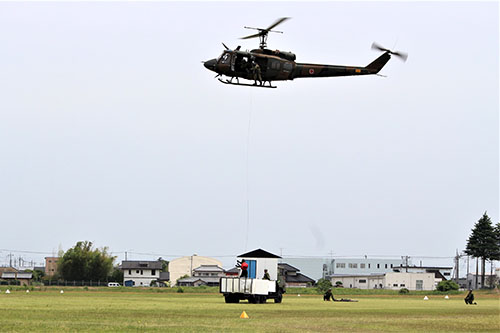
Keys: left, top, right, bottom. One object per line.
{"left": 0, "top": 289, "right": 498, "bottom": 332}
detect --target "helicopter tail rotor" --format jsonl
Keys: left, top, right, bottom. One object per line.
{"left": 371, "top": 42, "right": 408, "bottom": 62}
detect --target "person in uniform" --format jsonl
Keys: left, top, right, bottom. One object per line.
{"left": 323, "top": 288, "right": 334, "bottom": 301}
{"left": 263, "top": 269, "right": 271, "bottom": 280}
{"left": 464, "top": 290, "right": 476, "bottom": 305}
{"left": 252, "top": 61, "right": 262, "bottom": 85}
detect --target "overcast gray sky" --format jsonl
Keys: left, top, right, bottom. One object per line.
{"left": 0, "top": 1, "right": 498, "bottom": 269}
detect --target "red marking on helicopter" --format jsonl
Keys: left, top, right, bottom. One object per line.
{"left": 309, "top": 69, "right": 315, "bottom": 75}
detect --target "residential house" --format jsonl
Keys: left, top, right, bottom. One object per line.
{"left": 121, "top": 260, "right": 162, "bottom": 287}
{"left": 177, "top": 265, "right": 225, "bottom": 287}
{"left": 224, "top": 267, "right": 239, "bottom": 277}
{"left": 44, "top": 257, "right": 59, "bottom": 277}
{"left": 1, "top": 271, "right": 33, "bottom": 286}
{"left": 278, "top": 263, "right": 315, "bottom": 287}
{"left": 169, "top": 255, "right": 222, "bottom": 286}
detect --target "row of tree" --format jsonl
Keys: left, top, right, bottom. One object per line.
{"left": 465, "top": 212, "right": 500, "bottom": 288}
{"left": 55, "top": 241, "right": 168, "bottom": 282}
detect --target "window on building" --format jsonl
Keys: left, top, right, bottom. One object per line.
{"left": 416, "top": 280, "right": 423, "bottom": 290}
{"left": 400, "top": 284, "right": 405, "bottom": 287}
{"left": 348, "top": 263, "right": 358, "bottom": 269}
{"left": 360, "top": 264, "right": 366, "bottom": 269}
{"left": 390, "top": 264, "right": 393, "bottom": 268}
{"left": 136, "top": 270, "right": 139, "bottom": 274}
{"left": 393, "top": 284, "right": 398, "bottom": 287}
{"left": 368, "top": 264, "right": 371, "bottom": 268}
{"left": 129, "top": 270, "right": 131, "bottom": 275}
{"left": 152, "top": 270, "right": 156, "bottom": 276}
{"left": 444, "top": 272, "right": 450, "bottom": 276}
{"left": 140, "top": 270, "right": 143, "bottom": 275}
{"left": 139, "top": 263, "right": 148, "bottom": 268}
{"left": 377, "top": 264, "right": 380, "bottom": 269}
{"left": 336, "top": 263, "right": 346, "bottom": 268}
{"left": 359, "top": 279, "right": 367, "bottom": 283}
{"left": 385, "top": 264, "right": 388, "bottom": 269}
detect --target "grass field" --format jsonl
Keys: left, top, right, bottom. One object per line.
{"left": 0, "top": 288, "right": 498, "bottom": 332}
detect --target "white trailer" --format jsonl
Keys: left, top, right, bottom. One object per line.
{"left": 220, "top": 277, "right": 284, "bottom": 303}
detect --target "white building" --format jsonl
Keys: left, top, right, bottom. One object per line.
{"left": 331, "top": 272, "right": 435, "bottom": 291}
{"left": 283, "top": 257, "right": 405, "bottom": 281}
{"left": 169, "top": 255, "right": 222, "bottom": 286}
{"left": 122, "top": 261, "right": 162, "bottom": 287}
{"left": 237, "top": 248, "right": 281, "bottom": 280}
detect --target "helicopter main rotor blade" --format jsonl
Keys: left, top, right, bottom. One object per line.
{"left": 266, "top": 17, "right": 290, "bottom": 31}
{"left": 222, "top": 42, "right": 230, "bottom": 50}
{"left": 241, "top": 32, "right": 261, "bottom": 40}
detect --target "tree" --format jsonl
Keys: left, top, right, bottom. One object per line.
{"left": 436, "top": 280, "right": 459, "bottom": 292}
{"left": 158, "top": 257, "right": 169, "bottom": 272}
{"left": 465, "top": 213, "right": 499, "bottom": 288}
{"left": 109, "top": 266, "right": 123, "bottom": 283}
{"left": 316, "top": 278, "right": 332, "bottom": 293}
{"left": 58, "top": 241, "right": 115, "bottom": 281}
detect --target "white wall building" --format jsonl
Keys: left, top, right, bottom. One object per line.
{"left": 122, "top": 260, "right": 163, "bottom": 287}
{"left": 331, "top": 272, "right": 435, "bottom": 291}
{"left": 237, "top": 248, "right": 281, "bottom": 280}
{"left": 169, "top": 255, "right": 222, "bottom": 286}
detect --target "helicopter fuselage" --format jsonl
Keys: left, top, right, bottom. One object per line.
{"left": 204, "top": 48, "right": 392, "bottom": 85}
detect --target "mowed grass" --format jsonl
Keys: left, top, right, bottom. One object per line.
{"left": 0, "top": 290, "right": 498, "bottom": 332}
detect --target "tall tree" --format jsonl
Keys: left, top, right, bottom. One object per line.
{"left": 58, "top": 241, "right": 115, "bottom": 281}
{"left": 465, "top": 213, "right": 498, "bottom": 288}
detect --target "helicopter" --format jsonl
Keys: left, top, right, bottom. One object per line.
{"left": 203, "top": 17, "right": 407, "bottom": 88}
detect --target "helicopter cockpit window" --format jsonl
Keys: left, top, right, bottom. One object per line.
{"left": 220, "top": 53, "right": 230, "bottom": 64}
{"left": 283, "top": 62, "right": 293, "bottom": 72}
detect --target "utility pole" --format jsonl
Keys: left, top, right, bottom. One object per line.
{"left": 401, "top": 256, "right": 410, "bottom": 272}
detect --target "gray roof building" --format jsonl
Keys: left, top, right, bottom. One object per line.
{"left": 121, "top": 261, "right": 162, "bottom": 270}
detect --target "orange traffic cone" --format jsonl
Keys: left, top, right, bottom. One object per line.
{"left": 240, "top": 311, "right": 249, "bottom": 319}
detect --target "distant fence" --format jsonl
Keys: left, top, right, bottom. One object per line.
{"left": 42, "top": 280, "right": 120, "bottom": 287}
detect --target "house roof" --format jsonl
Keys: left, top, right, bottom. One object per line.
{"left": 237, "top": 248, "right": 281, "bottom": 259}
{"left": 121, "top": 261, "right": 162, "bottom": 269}
{"left": 0, "top": 267, "right": 18, "bottom": 274}
{"left": 285, "top": 272, "right": 315, "bottom": 284}
{"left": 193, "top": 265, "right": 223, "bottom": 272}
{"left": 1, "top": 272, "right": 16, "bottom": 279}
{"left": 224, "top": 267, "right": 239, "bottom": 274}
{"left": 278, "top": 263, "right": 300, "bottom": 272}
{"left": 17, "top": 272, "right": 33, "bottom": 279}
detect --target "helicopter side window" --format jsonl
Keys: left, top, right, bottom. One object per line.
{"left": 220, "top": 53, "right": 230, "bottom": 64}
{"left": 269, "top": 60, "right": 281, "bottom": 70}
{"left": 283, "top": 62, "right": 293, "bottom": 73}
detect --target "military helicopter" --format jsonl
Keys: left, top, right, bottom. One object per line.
{"left": 203, "top": 17, "right": 407, "bottom": 88}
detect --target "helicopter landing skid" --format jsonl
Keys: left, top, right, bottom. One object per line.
{"left": 218, "top": 78, "right": 277, "bottom": 88}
